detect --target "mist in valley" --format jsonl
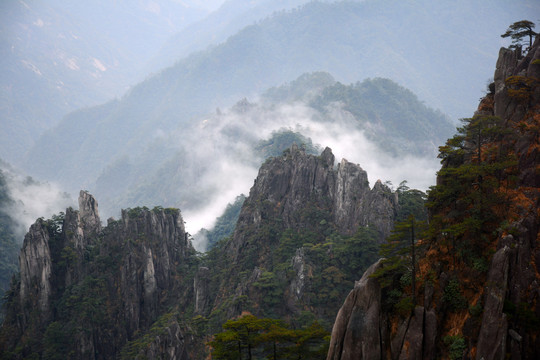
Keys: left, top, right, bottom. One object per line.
{"left": 2, "top": 0, "right": 538, "bottom": 252}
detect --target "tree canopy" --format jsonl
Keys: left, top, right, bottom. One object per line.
{"left": 209, "top": 314, "right": 329, "bottom": 360}
{"left": 501, "top": 20, "right": 537, "bottom": 49}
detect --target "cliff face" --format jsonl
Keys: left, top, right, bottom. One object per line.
{"left": 204, "top": 145, "right": 399, "bottom": 328}
{"left": 0, "top": 144, "right": 406, "bottom": 358}
{"left": 18, "top": 220, "right": 53, "bottom": 326}
{"left": 229, "top": 145, "right": 397, "bottom": 260}
{"left": 0, "top": 191, "right": 195, "bottom": 359}
{"left": 327, "top": 37, "right": 540, "bottom": 360}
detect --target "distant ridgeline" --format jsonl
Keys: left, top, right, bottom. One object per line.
{"left": 25, "top": 68, "right": 454, "bottom": 222}
{"left": 0, "top": 144, "right": 426, "bottom": 358}
{"left": 2, "top": 15, "right": 540, "bottom": 360}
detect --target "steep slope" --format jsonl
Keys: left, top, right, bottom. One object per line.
{"left": 327, "top": 36, "right": 540, "bottom": 359}
{"left": 198, "top": 146, "right": 405, "bottom": 331}
{"left": 0, "top": 192, "right": 196, "bottom": 359}
{"left": 147, "top": 0, "right": 309, "bottom": 73}
{"left": 22, "top": 0, "right": 535, "bottom": 225}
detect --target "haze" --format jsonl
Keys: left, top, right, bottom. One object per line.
{"left": 1, "top": 0, "right": 537, "bottom": 249}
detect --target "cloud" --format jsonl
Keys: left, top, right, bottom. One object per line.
{"left": 0, "top": 165, "right": 75, "bottom": 242}
{"left": 171, "top": 100, "right": 441, "bottom": 245}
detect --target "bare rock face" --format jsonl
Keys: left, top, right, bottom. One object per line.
{"left": 290, "top": 248, "right": 308, "bottom": 302}
{"left": 327, "top": 262, "right": 436, "bottom": 360}
{"left": 18, "top": 219, "right": 53, "bottom": 326}
{"left": 231, "top": 145, "right": 397, "bottom": 261}
{"left": 194, "top": 266, "right": 210, "bottom": 315}
{"left": 78, "top": 190, "right": 101, "bottom": 235}
{"left": 62, "top": 191, "right": 102, "bottom": 286}
{"left": 476, "top": 246, "right": 510, "bottom": 359}
{"left": 327, "top": 259, "right": 385, "bottom": 360}
{"left": 2, "top": 193, "right": 194, "bottom": 359}
{"left": 494, "top": 36, "right": 540, "bottom": 123}
{"left": 333, "top": 157, "right": 399, "bottom": 240}
{"left": 113, "top": 207, "right": 190, "bottom": 335}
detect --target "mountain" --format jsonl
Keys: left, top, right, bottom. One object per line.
{"left": 23, "top": 71, "right": 453, "bottom": 238}
{"left": 0, "top": 192, "right": 196, "bottom": 359}
{"left": 20, "top": 0, "right": 537, "bottom": 230}
{"left": 0, "top": 0, "right": 215, "bottom": 164}
{"left": 146, "top": 0, "right": 310, "bottom": 73}
{"left": 0, "top": 160, "right": 74, "bottom": 311}
{"left": 0, "top": 143, "right": 425, "bottom": 358}
{"left": 200, "top": 146, "right": 399, "bottom": 324}
{"left": 4, "top": 26, "right": 538, "bottom": 360}
{"left": 327, "top": 35, "right": 540, "bottom": 359}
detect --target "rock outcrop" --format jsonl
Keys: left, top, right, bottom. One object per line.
{"left": 476, "top": 246, "right": 510, "bottom": 359}
{"left": 327, "top": 259, "right": 385, "bottom": 360}
{"left": 230, "top": 145, "right": 397, "bottom": 260}
{"left": 326, "top": 36, "right": 540, "bottom": 360}
{"left": 201, "top": 144, "right": 400, "bottom": 334}
{"left": 0, "top": 193, "right": 195, "bottom": 359}
{"left": 18, "top": 219, "right": 53, "bottom": 326}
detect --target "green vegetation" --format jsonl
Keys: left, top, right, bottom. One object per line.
{"left": 501, "top": 20, "right": 537, "bottom": 49}
{"left": 310, "top": 78, "right": 455, "bottom": 156}
{"left": 370, "top": 182, "right": 427, "bottom": 313}
{"left": 443, "top": 335, "right": 466, "bottom": 360}
{"left": 442, "top": 278, "right": 468, "bottom": 311}
{"left": 0, "top": 171, "right": 19, "bottom": 318}
{"left": 205, "top": 195, "right": 246, "bottom": 250}
{"left": 373, "top": 215, "right": 426, "bottom": 314}
{"left": 262, "top": 72, "right": 336, "bottom": 103}
{"left": 396, "top": 181, "right": 428, "bottom": 223}
{"left": 209, "top": 314, "right": 329, "bottom": 360}
{"left": 255, "top": 130, "right": 321, "bottom": 159}
{"left": 201, "top": 195, "right": 384, "bottom": 334}
{"left": 427, "top": 115, "right": 518, "bottom": 266}
{"left": 120, "top": 312, "right": 178, "bottom": 359}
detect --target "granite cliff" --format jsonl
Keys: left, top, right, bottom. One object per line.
{"left": 0, "top": 147, "right": 411, "bottom": 358}
{"left": 0, "top": 191, "right": 194, "bottom": 359}
{"left": 327, "top": 37, "right": 540, "bottom": 360}
{"left": 200, "top": 145, "right": 404, "bottom": 334}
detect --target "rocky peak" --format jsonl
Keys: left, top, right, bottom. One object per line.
{"left": 2, "top": 195, "right": 194, "bottom": 359}
{"left": 18, "top": 219, "right": 53, "bottom": 326}
{"left": 326, "top": 38, "right": 540, "bottom": 360}
{"left": 78, "top": 190, "right": 101, "bottom": 235}
{"left": 234, "top": 146, "right": 397, "bottom": 248}
{"left": 494, "top": 36, "right": 540, "bottom": 122}
{"left": 206, "top": 145, "right": 399, "bottom": 326}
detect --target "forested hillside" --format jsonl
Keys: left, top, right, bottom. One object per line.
{"left": 0, "top": 148, "right": 427, "bottom": 358}
{"left": 327, "top": 33, "right": 540, "bottom": 360}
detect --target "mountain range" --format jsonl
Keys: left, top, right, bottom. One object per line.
{"left": 12, "top": 0, "right": 538, "bottom": 235}
{"left": 1, "top": 37, "right": 539, "bottom": 358}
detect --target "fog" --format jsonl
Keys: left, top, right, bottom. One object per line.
{"left": 175, "top": 100, "right": 441, "bottom": 245}
{"left": 0, "top": 165, "right": 74, "bottom": 242}
{"left": 3, "top": 0, "right": 535, "bottom": 250}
